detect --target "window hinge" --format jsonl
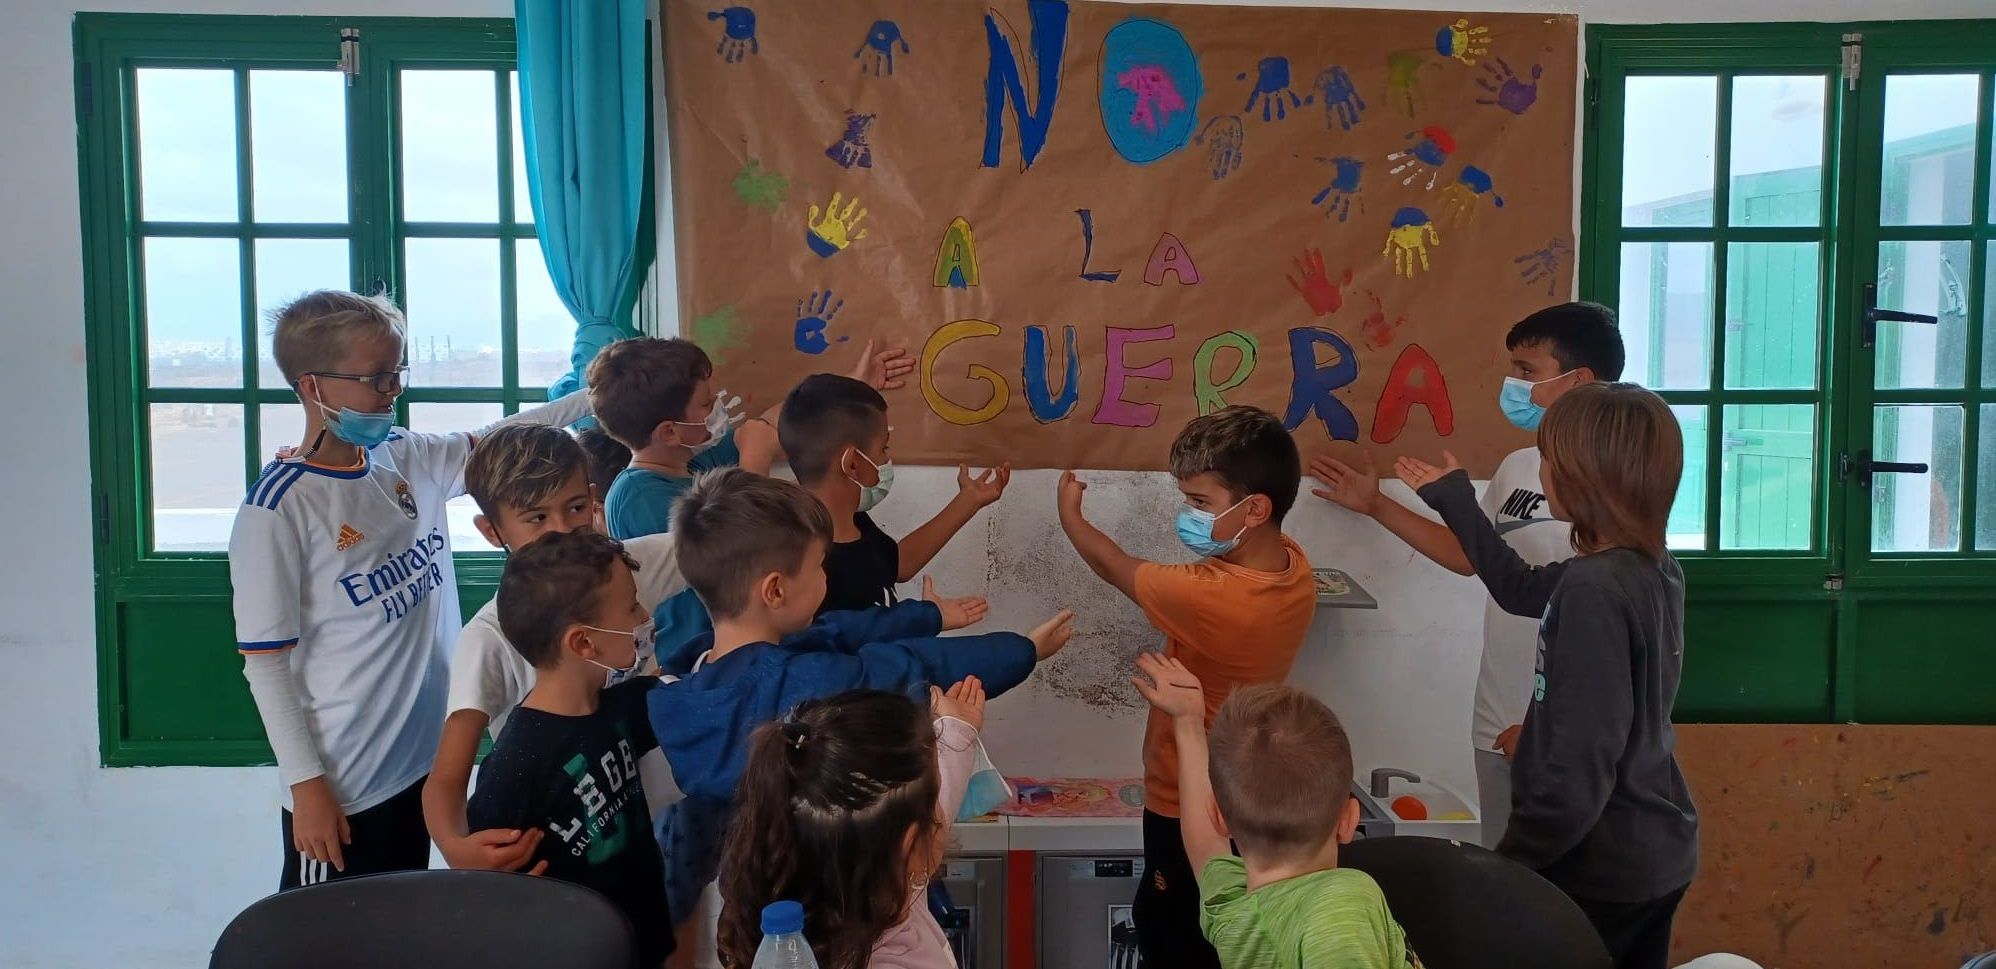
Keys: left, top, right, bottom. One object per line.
{"left": 1824, "top": 573, "right": 1844, "bottom": 592}
{"left": 1841, "top": 33, "right": 1863, "bottom": 90}
{"left": 339, "top": 27, "right": 361, "bottom": 85}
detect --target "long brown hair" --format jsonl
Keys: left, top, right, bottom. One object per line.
{"left": 717, "top": 690, "right": 941, "bottom": 969}
{"left": 1538, "top": 382, "right": 1683, "bottom": 560}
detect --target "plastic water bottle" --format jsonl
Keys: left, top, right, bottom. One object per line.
{"left": 750, "top": 900, "right": 819, "bottom": 969}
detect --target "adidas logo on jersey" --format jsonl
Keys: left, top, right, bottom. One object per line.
{"left": 335, "top": 523, "right": 365, "bottom": 551}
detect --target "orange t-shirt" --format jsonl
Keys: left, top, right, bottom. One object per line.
{"left": 1134, "top": 535, "right": 1317, "bottom": 819}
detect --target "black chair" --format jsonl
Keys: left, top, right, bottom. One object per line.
{"left": 1962, "top": 952, "right": 1996, "bottom": 969}
{"left": 210, "top": 869, "right": 636, "bottom": 969}
{"left": 1342, "top": 835, "right": 1612, "bottom": 969}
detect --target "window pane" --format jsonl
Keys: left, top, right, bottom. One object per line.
{"left": 1670, "top": 405, "right": 1708, "bottom": 551}
{"left": 407, "top": 402, "right": 504, "bottom": 552}
{"left": 258, "top": 402, "right": 304, "bottom": 464}
{"left": 1622, "top": 76, "right": 1716, "bottom": 227}
{"left": 1720, "top": 404, "right": 1815, "bottom": 551}
{"left": 250, "top": 70, "right": 348, "bottom": 223}
{"left": 1874, "top": 240, "right": 1972, "bottom": 390}
{"left": 1871, "top": 405, "right": 1963, "bottom": 553}
{"left": 150, "top": 403, "right": 245, "bottom": 552}
{"left": 1880, "top": 75, "right": 1979, "bottom": 227}
{"left": 1980, "top": 405, "right": 1996, "bottom": 550}
{"left": 1985, "top": 241, "right": 1996, "bottom": 389}
{"left": 405, "top": 239, "right": 502, "bottom": 387}
{"left": 1620, "top": 242, "right": 1713, "bottom": 390}
{"left": 254, "top": 239, "right": 352, "bottom": 389}
{"left": 1725, "top": 242, "right": 1819, "bottom": 390}
{"left": 400, "top": 71, "right": 498, "bottom": 222}
{"left": 511, "top": 72, "right": 534, "bottom": 222}
{"left": 136, "top": 69, "right": 238, "bottom": 222}
{"left": 1728, "top": 76, "right": 1825, "bottom": 227}
{"left": 145, "top": 237, "right": 242, "bottom": 388}
{"left": 516, "top": 239, "right": 573, "bottom": 389}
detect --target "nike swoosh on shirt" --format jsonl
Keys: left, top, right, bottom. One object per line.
{"left": 1495, "top": 517, "right": 1557, "bottom": 536}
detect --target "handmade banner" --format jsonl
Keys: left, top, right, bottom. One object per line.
{"left": 662, "top": 0, "right": 1577, "bottom": 473}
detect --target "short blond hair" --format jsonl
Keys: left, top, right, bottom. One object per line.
{"left": 267, "top": 289, "right": 408, "bottom": 384}
{"left": 1208, "top": 684, "right": 1352, "bottom": 862}
{"left": 1539, "top": 382, "right": 1683, "bottom": 561}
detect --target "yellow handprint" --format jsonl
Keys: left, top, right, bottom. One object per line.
{"left": 1435, "top": 19, "right": 1492, "bottom": 65}
{"left": 1383, "top": 207, "right": 1440, "bottom": 278}
{"left": 805, "top": 191, "right": 869, "bottom": 258}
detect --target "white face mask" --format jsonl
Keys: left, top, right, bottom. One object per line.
{"left": 672, "top": 391, "right": 736, "bottom": 455}
{"left": 580, "top": 618, "right": 656, "bottom": 686}
{"left": 845, "top": 447, "right": 896, "bottom": 513}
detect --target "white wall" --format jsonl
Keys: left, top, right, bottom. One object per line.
{"left": 2, "top": 1, "right": 1989, "bottom": 967}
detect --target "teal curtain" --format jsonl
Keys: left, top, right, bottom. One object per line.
{"left": 516, "top": 0, "right": 648, "bottom": 400}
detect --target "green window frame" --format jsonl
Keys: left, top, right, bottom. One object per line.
{"left": 77, "top": 14, "right": 651, "bottom": 766}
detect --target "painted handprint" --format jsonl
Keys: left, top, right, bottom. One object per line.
{"left": 1118, "top": 66, "right": 1188, "bottom": 134}
{"left": 805, "top": 192, "right": 868, "bottom": 258}
{"left": 1195, "top": 115, "right": 1244, "bottom": 181}
{"left": 708, "top": 7, "right": 759, "bottom": 63}
{"left": 1239, "top": 57, "right": 1310, "bottom": 123}
{"left": 1387, "top": 126, "right": 1457, "bottom": 190}
{"left": 1314, "top": 65, "right": 1365, "bottom": 132}
{"left": 1286, "top": 248, "right": 1353, "bottom": 317}
{"left": 1383, "top": 207, "right": 1440, "bottom": 278}
{"left": 1358, "top": 290, "right": 1407, "bottom": 350}
{"left": 1516, "top": 237, "right": 1572, "bottom": 296}
{"left": 854, "top": 20, "right": 909, "bottom": 76}
{"left": 826, "top": 110, "right": 876, "bottom": 170}
{"left": 1311, "top": 156, "right": 1364, "bottom": 222}
{"left": 1435, "top": 18, "right": 1491, "bottom": 65}
{"left": 793, "top": 289, "right": 847, "bottom": 355}
{"left": 1385, "top": 50, "right": 1429, "bottom": 116}
{"left": 1439, "top": 165, "right": 1505, "bottom": 226}
{"left": 1477, "top": 59, "right": 1541, "bottom": 114}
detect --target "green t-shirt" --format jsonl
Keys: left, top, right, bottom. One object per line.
{"left": 1197, "top": 857, "right": 1422, "bottom": 969}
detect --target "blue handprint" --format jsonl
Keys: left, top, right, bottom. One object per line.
{"left": 1238, "top": 57, "right": 1310, "bottom": 123}
{"left": 1195, "top": 115, "right": 1244, "bottom": 180}
{"left": 1386, "top": 125, "right": 1456, "bottom": 190}
{"left": 708, "top": 7, "right": 758, "bottom": 63}
{"left": 826, "top": 110, "right": 876, "bottom": 170}
{"left": 1314, "top": 66, "right": 1366, "bottom": 132}
{"left": 854, "top": 20, "right": 909, "bottom": 76}
{"left": 1311, "top": 156, "right": 1364, "bottom": 222}
{"left": 793, "top": 289, "right": 847, "bottom": 355}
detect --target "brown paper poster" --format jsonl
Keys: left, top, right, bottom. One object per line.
{"left": 662, "top": 0, "right": 1576, "bottom": 474}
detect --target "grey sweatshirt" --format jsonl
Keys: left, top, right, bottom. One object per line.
{"left": 1420, "top": 470, "right": 1699, "bottom": 902}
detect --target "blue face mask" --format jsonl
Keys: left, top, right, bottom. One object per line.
{"left": 1175, "top": 497, "right": 1251, "bottom": 558}
{"left": 1499, "top": 371, "right": 1576, "bottom": 432}
{"left": 316, "top": 400, "right": 395, "bottom": 448}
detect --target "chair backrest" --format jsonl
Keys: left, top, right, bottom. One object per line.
{"left": 210, "top": 870, "right": 636, "bottom": 969}
{"left": 1340, "top": 836, "right": 1613, "bottom": 969}
{"left": 1961, "top": 952, "right": 1996, "bottom": 969}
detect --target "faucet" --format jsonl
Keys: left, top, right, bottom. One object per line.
{"left": 1369, "top": 767, "right": 1420, "bottom": 798}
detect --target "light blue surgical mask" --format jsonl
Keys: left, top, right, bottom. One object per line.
{"left": 1499, "top": 371, "right": 1576, "bottom": 432}
{"left": 1175, "top": 497, "right": 1251, "bottom": 558}
{"left": 315, "top": 400, "right": 395, "bottom": 449}
{"left": 846, "top": 447, "right": 895, "bottom": 513}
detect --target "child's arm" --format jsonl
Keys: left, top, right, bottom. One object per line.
{"left": 930, "top": 678, "right": 987, "bottom": 831}
{"left": 1497, "top": 579, "right": 1634, "bottom": 871}
{"left": 895, "top": 464, "right": 1011, "bottom": 582}
{"left": 1412, "top": 462, "right": 1566, "bottom": 618}
{"left": 422, "top": 711, "right": 546, "bottom": 872}
{"left": 810, "top": 598, "right": 946, "bottom": 649}
{"left": 1132, "top": 654, "right": 1229, "bottom": 870}
{"left": 1056, "top": 471, "right": 1145, "bottom": 602}
{"left": 1310, "top": 453, "right": 1474, "bottom": 576}
{"left": 800, "top": 610, "right": 1073, "bottom": 700}
{"left": 472, "top": 388, "right": 593, "bottom": 442}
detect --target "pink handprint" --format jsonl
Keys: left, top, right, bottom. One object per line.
{"left": 1117, "top": 65, "right": 1187, "bottom": 134}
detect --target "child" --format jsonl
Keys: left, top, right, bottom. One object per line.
{"left": 1132, "top": 654, "right": 1419, "bottom": 969}
{"left": 1309, "top": 301, "right": 1624, "bottom": 847}
{"left": 1057, "top": 405, "right": 1316, "bottom": 969}
{"left": 777, "top": 373, "right": 1010, "bottom": 613}
{"left": 422, "top": 424, "right": 692, "bottom": 872}
{"left": 467, "top": 531, "right": 676, "bottom": 968}
{"left": 588, "top": 338, "right": 912, "bottom": 540}
{"left": 230, "top": 290, "right": 590, "bottom": 890}
{"left": 577, "top": 425, "right": 634, "bottom": 507}
{"left": 650, "top": 468, "right": 1073, "bottom": 962}
{"left": 1404, "top": 383, "right": 1698, "bottom": 969}
{"left": 716, "top": 680, "right": 990, "bottom": 969}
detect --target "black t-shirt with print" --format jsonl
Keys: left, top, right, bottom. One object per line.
{"left": 468, "top": 678, "right": 673, "bottom": 967}
{"left": 818, "top": 511, "right": 900, "bottom": 615}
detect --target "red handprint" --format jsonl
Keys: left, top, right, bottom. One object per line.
{"left": 1285, "top": 248, "right": 1353, "bottom": 317}
{"left": 1359, "top": 290, "right": 1408, "bottom": 349}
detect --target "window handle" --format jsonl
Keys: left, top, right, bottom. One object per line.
{"left": 1861, "top": 282, "right": 1938, "bottom": 349}
{"left": 1839, "top": 449, "right": 1928, "bottom": 489}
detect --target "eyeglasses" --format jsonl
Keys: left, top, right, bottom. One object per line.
{"left": 307, "top": 367, "right": 409, "bottom": 395}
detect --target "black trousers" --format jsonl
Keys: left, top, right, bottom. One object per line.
{"left": 1131, "top": 810, "right": 1221, "bottom": 969}
{"left": 279, "top": 776, "right": 430, "bottom": 891}
{"left": 1570, "top": 885, "right": 1689, "bottom": 969}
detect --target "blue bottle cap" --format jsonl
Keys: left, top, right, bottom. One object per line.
{"left": 761, "top": 900, "right": 805, "bottom": 936}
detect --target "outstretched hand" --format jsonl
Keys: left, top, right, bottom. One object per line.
{"left": 850, "top": 339, "right": 915, "bottom": 391}
{"left": 1395, "top": 451, "right": 1463, "bottom": 490}
{"left": 1130, "top": 652, "right": 1205, "bottom": 720}
{"left": 933, "top": 676, "right": 988, "bottom": 732}
{"left": 923, "top": 575, "right": 989, "bottom": 631}
{"left": 1309, "top": 451, "right": 1383, "bottom": 515}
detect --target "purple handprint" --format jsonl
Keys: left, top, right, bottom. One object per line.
{"left": 1476, "top": 59, "right": 1541, "bottom": 115}
{"left": 708, "top": 7, "right": 758, "bottom": 64}
{"left": 1118, "top": 65, "right": 1188, "bottom": 134}
{"left": 1515, "top": 238, "right": 1572, "bottom": 297}
{"left": 1195, "top": 115, "right": 1244, "bottom": 181}
{"left": 1314, "top": 65, "right": 1366, "bottom": 132}
{"left": 1311, "top": 156, "right": 1364, "bottom": 222}
{"left": 1239, "top": 57, "right": 1310, "bottom": 123}
{"left": 826, "top": 110, "right": 876, "bottom": 170}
